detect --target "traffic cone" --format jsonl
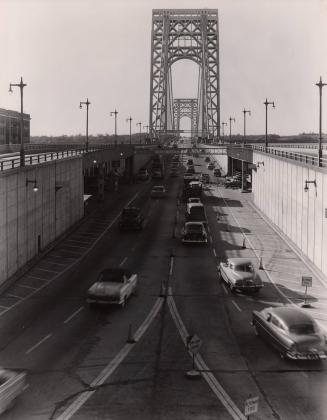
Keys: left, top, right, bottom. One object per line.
{"left": 127, "top": 324, "right": 136, "bottom": 343}
{"left": 259, "top": 257, "right": 264, "bottom": 270}
{"left": 242, "top": 238, "right": 246, "bottom": 249}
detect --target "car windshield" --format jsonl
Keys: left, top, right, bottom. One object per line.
{"left": 235, "top": 263, "right": 254, "bottom": 272}
{"left": 289, "top": 322, "right": 318, "bottom": 335}
{"left": 187, "top": 224, "right": 203, "bottom": 233}
{"left": 98, "top": 269, "right": 131, "bottom": 283}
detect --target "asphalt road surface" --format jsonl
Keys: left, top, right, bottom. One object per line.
{"left": 0, "top": 141, "right": 327, "bottom": 420}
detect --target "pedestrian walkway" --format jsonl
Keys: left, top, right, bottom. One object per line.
{"left": 210, "top": 183, "right": 327, "bottom": 332}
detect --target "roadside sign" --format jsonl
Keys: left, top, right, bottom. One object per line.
{"left": 187, "top": 334, "right": 202, "bottom": 355}
{"left": 244, "top": 396, "right": 259, "bottom": 416}
{"left": 302, "top": 276, "right": 312, "bottom": 287}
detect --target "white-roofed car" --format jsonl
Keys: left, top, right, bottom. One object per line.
{"left": 181, "top": 222, "right": 207, "bottom": 245}
{"left": 151, "top": 185, "right": 166, "bottom": 198}
{"left": 187, "top": 197, "right": 202, "bottom": 204}
{"left": 87, "top": 268, "right": 137, "bottom": 307}
{"left": 0, "top": 369, "right": 27, "bottom": 415}
{"left": 252, "top": 306, "right": 327, "bottom": 360}
{"left": 218, "top": 258, "right": 263, "bottom": 293}
{"left": 185, "top": 202, "right": 207, "bottom": 225}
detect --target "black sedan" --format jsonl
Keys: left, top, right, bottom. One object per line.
{"left": 252, "top": 306, "right": 327, "bottom": 360}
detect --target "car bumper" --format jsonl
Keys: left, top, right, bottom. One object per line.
{"left": 87, "top": 296, "right": 122, "bottom": 305}
{"left": 182, "top": 238, "right": 207, "bottom": 244}
{"left": 286, "top": 351, "right": 327, "bottom": 360}
{"left": 235, "top": 284, "right": 263, "bottom": 291}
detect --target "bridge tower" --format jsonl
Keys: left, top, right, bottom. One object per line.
{"left": 173, "top": 99, "right": 198, "bottom": 139}
{"left": 149, "top": 9, "right": 220, "bottom": 142}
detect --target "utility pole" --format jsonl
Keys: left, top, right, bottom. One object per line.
{"left": 229, "top": 117, "right": 235, "bottom": 142}
{"left": 79, "top": 98, "right": 91, "bottom": 152}
{"left": 110, "top": 109, "right": 118, "bottom": 146}
{"left": 9, "top": 77, "right": 27, "bottom": 166}
{"left": 264, "top": 99, "right": 275, "bottom": 150}
{"left": 315, "top": 77, "right": 326, "bottom": 167}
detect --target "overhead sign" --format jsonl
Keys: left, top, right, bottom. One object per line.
{"left": 302, "top": 276, "right": 312, "bottom": 287}
{"left": 244, "top": 396, "right": 259, "bottom": 416}
{"left": 187, "top": 334, "right": 202, "bottom": 355}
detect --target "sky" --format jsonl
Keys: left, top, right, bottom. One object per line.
{"left": 1, "top": 0, "right": 327, "bottom": 137}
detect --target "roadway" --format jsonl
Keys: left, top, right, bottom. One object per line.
{"left": 0, "top": 140, "right": 326, "bottom": 419}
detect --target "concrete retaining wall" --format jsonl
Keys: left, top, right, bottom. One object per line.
{"left": 252, "top": 152, "right": 327, "bottom": 276}
{"left": 0, "top": 157, "right": 84, "bottom": 285}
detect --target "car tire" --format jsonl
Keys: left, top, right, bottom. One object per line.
{"left": 253, "top": 323, "right": 259, "bottom": 336}
{"left": 229, "top": 284, "right": 236, "bottom": 293}
{"left": 217, "top": 269, "right": 222, "bottom": 281}
{"left": 121, "top": 296, "right": 127, "bottom": 308}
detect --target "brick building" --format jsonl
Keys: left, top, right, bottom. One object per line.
{"left": 0, "top": 108, "right": 30, "bottom": 145}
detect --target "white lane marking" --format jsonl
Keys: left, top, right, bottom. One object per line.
{"left": 64, "top": 307, "right": 84, "bottom": 324}
{"left": 25, "top": 275, "right": 48, "bottom": 281}
{"left": 209, "top": 235, "right": 213, "bottom": 244}
{"left": 119, "top": 257, "right": 128, "bottom": 267}
{"left": 213, "top": 248, "right": 217, "bottom": 257}
{"left": 18, "top": 284, "right": 38, "bottom": 290}
{"left": 0, "top": 192, "right": 141, "bottom": 318}
{"left": 63, "top": 244, "right": 89, "bottom": 250}
{"left": 301, "top": 372, "right": 308, "bottom": 378}
{"left": 43, "top": 260, "right": 67, "bottom": 266}
{"left": 36, "top": 267, "right": 60, "bottom": 274}
{"left": 169, "top": 256, "right": 174, "bottom": 276}
{"left": 222, "top": 284, "right": 229, "bottom": 295}
{"left": 167, "top": 296, "right": 246, "bottom": 420}
{"left": 6, "top": 293, "right": 22, "bottom": 299}
{"left": 232, "top": 300, "right": 242, "bottom": 312}
{"left": 26, "top": 333, "right": 52, "bottom": 355}
{"left": 56, "top": 298, "right": 163, "bottom": 420}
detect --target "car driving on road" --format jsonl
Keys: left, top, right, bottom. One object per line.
{"left": 252, "top": 306, "right": 327, "bottom": 360}
{"left": 181, "top": 221, "right": 207, "bottom": 245}
{"left": 87, "top": 268, "right": 137, "bottom": 307}
{"left": 151, "top": 185, "right": 166, "bottom": 198}
{"left": 118, "top": 207, "right": 144, "bottom": 231}
{"left": 218, "top": 258, "right": 263, "bottom": 293}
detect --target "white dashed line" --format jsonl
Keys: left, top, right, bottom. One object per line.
{"left": 18, "top": 284, "right": 38, "bottom": 290}
{"left": 43, "top": 259, "right": 67, "bottom": 266}
{"left": 26, "top": 333, "right": 52, "bottom": 355}
{"left": 213, "top": 248, "right": 217, "bottom": 257}
{"left": 64, "top": 306, "right": 84, "bottom": 324}
{"left": 26, "top": 275, "right": 48, "bottom": 281}
{"left": 119, "top": 257, "right": 128, "bottom": 267}
{"left": 232, "top": 300, "right": 242, "bottom": 312}
{"left": 6, "top": 293, "right": 22, "bottom": 299}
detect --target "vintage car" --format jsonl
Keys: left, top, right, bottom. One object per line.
{"left": 136, "top": 168, "right": 149, "bottom": 181}
{"left": 187, "top": 197, "right": 202, "bottom": 204}
{"left": 213, "top": 168, "right": 221, "bottom": 177}
{"left": 185, "top": 166, "right": 195, "bottom": 175}
{"left": 151, "top": 185, "right": 166, "bottom": 198}
{"left": 0, "top": 369, "right": 27, "bottom": 415}
{"left": 204, "top": 156, "right": 210, "bottom": 162}
{"left": 201, "top": 173, "right": 210, "bottom": 184}
{"left": 118, "top": 207, "right": 144, "bottom": 231}
{"left": 252, "top": 306, "right": 327, "bottom": 360}
{"left": 181, "top": 222, "right": 207, "bottom": 245}
{"left": 207, "top": 162, "right": 215, "bottom": 170}
{"left": 218, "top": 258, "right": 263, "bottom": 293}
{"left": 185, "top": 202, "right": 207, "bottom": 225}
{"left": 169, "top": 168, "right": 179, "bottom": 177}
{"left": 224, "top": 178, "right": 242, "bottom": 189}
{"left": 186, "top": 159, "right": 194, "bottom": 166}
{"left": 87, "top": 268, "right": 137, "bottom": 307}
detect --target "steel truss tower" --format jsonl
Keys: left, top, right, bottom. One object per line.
{"left": 149, "top": 9, "right": 220, "bottom": 140}
{"left": 173, "top": 99, "right": 198, "bottom": 138}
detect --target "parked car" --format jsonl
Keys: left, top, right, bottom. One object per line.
{"left": 87, "top": 268, "right": 137, "bottom": 307}
{"left": 224, "top": 179, "right": 242, "bottom": 189}
{"left": 201, "top": 173, "right": 210, "bottom": 184}
{"left": 252, "top": 306, "right": 327, "bottom": 360}
{"left": 181, "top": 222, "right": 207, "bottom": 245}
{"left": 0, "top": 369, "right": 27, "bottom": 415}
{"left": 205, "top": 156, "right": 210, "bottom": 162}
{"left": 136, "top": 168, "right": 149, "bottom": 181}
{"left": 185, "top": 202, "right": 207, "bottom": 225}
{"left": 213, "top": 168, "right": 221, "bottom": 177}
{"left": 207, "top": 162, "right": 215, "bottom": 170}
{"left": 151, "top": 185, "right": 166, "bottom": 198}
{"left": 118, "top": 207, "right": 144, "bottom": 231}
{"left": 218, "top": 258, "right": 263, "bottom": 293}
{"left": 152, "top": 169, "right": 164, "bottom": 179}
{"left": 187, "top": 197, "right": 202, "bottom": 204}
{"left": 187, "top": 159, "right": 194, "bottom": 166}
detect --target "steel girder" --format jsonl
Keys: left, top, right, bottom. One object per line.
{"left": 149, "top": 9, "right": 220, "bottom": 140}
{"left": 173, "top": 99, "right": 198, "bottom": 138}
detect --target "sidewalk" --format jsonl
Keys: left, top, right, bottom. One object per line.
{"left": 211, "top": 182, "right": 327, "bottom": 332}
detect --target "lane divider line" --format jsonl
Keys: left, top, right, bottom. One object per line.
{"left": 17, "top": 284, "right": 38, "bottom": 290}
{"left": 231, "top": 300, "right": 242, "bottom": 312}
{"left": 119, "top": 257, "right": 128, "bottom": 267}
{"left": 26, "top": 333, "right": 52, "bottom": 355}
{"left": 169, "top": 256, "right": 174, "bottom": 276}
{"left": 213, "top": 248, "right": 217, "bottom": 257}
{"left": 64, "top": 307, "right": 84, "bottom": 324}
{"left": 56, "top": 297, "right": 163, "bottom": 420}
{"left": 167, "top": 295, "right": 246, "bottom": 420}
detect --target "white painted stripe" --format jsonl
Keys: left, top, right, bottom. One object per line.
{"left": 119, "top": 257, "right": 128, "bottom": 267}
{"left": 213, "top": 248, "right": 217, "bottom": 257}
{"left": 25, "top": 275, "right": 48, "bottom": 281}
{"left": 64, "top": 307, "right": 84, "bottom": 324}
{"left": 6, "top": 293, "right": 22, "bottom": 299}
{"left": 232, "top": 300, "right": 242, "bottom": 312}
{"left": 43, "top": 260, "right": 67, "bottom": 266}
{"left": 222, "top": 284, "right": 229, "bottom": 295}
{"left": 301, "top": 372, "right": 308, "bottom": 378}
{"left": 167, "top": 296, "right": 246, "bottom": 420}
{"left": 26, "top": 334, "right": 52, "bottom": 355}
{"left": 18, "top": 284, "right": 37, "bottom": 290}
{"left": 209, "top": 235, "right": 213, "bottom": 244}
{"left": 63, "top": 244, "right": 89, "bottom": 249}
{"left": 36, "top": 267, "right": 60, "bottom": 274}
{"left": 56, "top": 298, "right": 163, "bottom": 420}
{"left": 169, "top": 256, "right": 174, "bottom": 276}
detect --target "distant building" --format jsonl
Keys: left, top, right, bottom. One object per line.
{"left": 0, "top": 108, "right": 30, "bottom": 145}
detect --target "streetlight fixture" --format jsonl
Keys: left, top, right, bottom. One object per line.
{"left": 242, "top": 109, "right": 251, "bottom": 146}
{"left": 229, "top": 117, "right": 235, "bottom": 142}
{"left": 304, "top": 179, "right": 316, "bottom": 192}
{"left": 126, "top": 117, "right": 132, "bottom": 145}
{"left": 136, "top": 122, "right": 142, "bottom": 144}
{"left": 79, "top": 98, "right": 91, "bottom": 152}
{"left": 315, "top": 77, "right": 326, "bottom": 167}
{"left": 9, "top": 77, "right": 27, "bottom": 167}
{"left": 26, "top": 178, "right": 39, "bottom": 192}
{"left": 110, "top": 109, "right": 118, "bottom": 146}
{"left": 264, "top": 98, "right": 275, "bottom": 150}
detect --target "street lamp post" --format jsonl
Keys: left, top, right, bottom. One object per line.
{"left": 110, "top": 109, "right": 118, "bottom": 146}
{"left": 264, "top": 98, "right": 275, "bottom": 150}
{"left": 242, "top": 109, "right": 251, "bottom": 146}
{"left": 137, "top": 122, "right": 142, "bottom": 144}
{"left": 126, "top": 117, "right": 132, "bottom": 145}
{"left": 79, "top": 98, "right": 91, "bottom": 152}
{"left": 143, "top": 125, "right": 149, "bottom": 144}
{"left": 315, "top": 77, "right": 326, "bottom": 167}
{"left": 9, "top": 77, "right": 27, "bottom": 167}
{"left": 229, "top": 117, "right": 235, "bottom": 143}
{"left": 222, "top": 122, "right": 227, "bottom": 142}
